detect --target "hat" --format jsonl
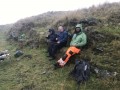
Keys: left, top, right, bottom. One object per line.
{"left": 48, "top": 29, "right": 55, "bottom": 34}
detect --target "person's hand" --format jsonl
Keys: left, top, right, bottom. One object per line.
{"left": 56, "top": 38, "right": 58, "bottom": 40}
{"left": 57, "top": 41, "right": 60, "bottom": 44}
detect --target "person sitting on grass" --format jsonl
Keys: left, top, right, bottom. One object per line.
{"left": 54, "top": 24, "right": 87, "bottom": 67}
{"left": 46, "top": 28, "right": 57, "bottom": 53}
{"left": 48, "top": 26, "right": 68, "bottom": 60}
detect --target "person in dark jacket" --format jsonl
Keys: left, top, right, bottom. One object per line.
{"left": 48, "top": 26, "right": 68, "bottom": 60}
{"left": 46, "top": 29, "right": 57, "bottom": 53}
{"left": 46, "top": 29, "right": 57, "bottom": 43}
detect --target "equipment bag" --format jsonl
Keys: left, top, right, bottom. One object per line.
{"left": 70, "top": 59, "right": 90, "bottom": 84}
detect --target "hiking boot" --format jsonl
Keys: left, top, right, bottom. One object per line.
{"left": 54, "top": 63, "right": 61, "bottom": 69}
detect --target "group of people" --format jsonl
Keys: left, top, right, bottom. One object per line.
{"left": 7, "top": 23, "right": 87, "bottom": 68}
{"left": 46, "top": 24, "right": 87, "bottom": 67}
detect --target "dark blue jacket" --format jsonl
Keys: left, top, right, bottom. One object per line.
{"left": 57, "top": 31, "right": 68, "bottom": 43}
{"left": 47, "top": 29, "right": 57, "bottom": 42}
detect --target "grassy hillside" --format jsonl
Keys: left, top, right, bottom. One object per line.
{"left": 0, "top": 25, "right": 120, "bottom": 90}
{"left": 0, "top": 2, "right": 120, "bottom": 90}
{"left": 7, "top": 2, "right": 120, "bottom": 43}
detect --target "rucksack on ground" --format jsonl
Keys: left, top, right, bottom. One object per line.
{"left": 69, "top": 59, "right": 90, "bottom": 84}
{"left": 14, "top": 50, "right": 23, "bottom": 58}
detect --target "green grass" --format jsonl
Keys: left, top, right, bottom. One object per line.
{"left": 0, "top": 30, "right": 120, "bottom": 90}
{"left": 97, "top": 26, "right": 120, "bottom": 36}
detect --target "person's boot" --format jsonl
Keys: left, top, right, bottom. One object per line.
{"left": 54, "top": 63, "right": 61, "bottom": 69}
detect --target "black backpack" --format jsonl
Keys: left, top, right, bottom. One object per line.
{"left": 70, "top": 59, "right": 90, "bottom": 84}
{"left": 14, "top": 50, "right": 23, "bottom": 58}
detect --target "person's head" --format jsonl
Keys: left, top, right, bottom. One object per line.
{"left": 58, "top": 26, "right": 64, "bottom": 32}
{"left": 48, "top": 29, "right": 55, "bottom": 34}
{"left": 75, "top": 24, "right": 83, "bottom": 33}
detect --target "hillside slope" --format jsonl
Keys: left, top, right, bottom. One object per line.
{"left": 7, "top": 2, "right": 120, "bottom": 45}
{"left": 0, "top": 25, "right": 120, "bottom": 90}
{"left": 0, "top": 2, "right": 120, "bottom": 90}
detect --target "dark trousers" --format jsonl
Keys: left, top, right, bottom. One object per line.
{"left": 48, "top": 42, "right": 67, "bottom": 58}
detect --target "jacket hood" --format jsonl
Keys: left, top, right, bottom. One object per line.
{"left": 75, "top": 24, "right": 83, "bottom": 32}
{"left": 49, "top": 29, "right": 55, "bottom": 34}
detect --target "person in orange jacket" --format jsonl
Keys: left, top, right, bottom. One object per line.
{"left": 55, "top": 24, "right": 87, "bottom": 67}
